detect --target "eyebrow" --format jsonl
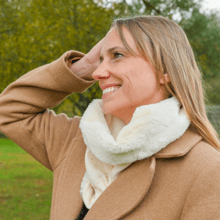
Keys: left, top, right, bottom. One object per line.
{"left": 100, "top": 46, "right": 128, "bottom": 61}
{"left": 107, "top": 46, "right": 127, "bottom": 54}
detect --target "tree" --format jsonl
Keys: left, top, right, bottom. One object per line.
{"left": 182, "top": 8, "right": 220, "bottom": 79}
{"left": 0, "top": 0, "right": 115, "bottom": 116}
{"left": 1, "top": 0, "right": 220, "bottom": 118}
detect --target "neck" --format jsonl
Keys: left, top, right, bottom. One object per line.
{"left": 111, "top": 107, "right": 136, "bottom": 125}
{"left": 112, "top": 94, "right": 170, "bottom": 125}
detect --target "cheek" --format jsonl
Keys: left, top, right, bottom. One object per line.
{"left": 121, "top": 72, "right": 137, "bottom": 94}
{"left": 128, "top": 75, "right": 158, "bottom": 100}
{"left": 124, "top": 81, "right": 146, "bottom": 104}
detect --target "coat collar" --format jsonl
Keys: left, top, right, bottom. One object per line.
{"left": 155, "top": 128, "right": 202, "bottom": 158}
{"left": 55, "top": 128, "right": 202, "bottom": 220}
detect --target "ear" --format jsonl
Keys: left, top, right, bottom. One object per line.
{"left": 159, "top": 73, "right": 170, "bottom": 85}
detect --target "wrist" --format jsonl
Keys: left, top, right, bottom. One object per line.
{"left": 70, "top": 57, "right": 81, "bottom": 64}
{"left": 69, "top": 57, "right": 94, "bottom": 81}
{"left": 67, "top": 57, "right": 81, "bottom": 68}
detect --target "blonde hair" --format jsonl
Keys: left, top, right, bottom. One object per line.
{"left": 112, "top": 15, "right": 220, "bottom": 150}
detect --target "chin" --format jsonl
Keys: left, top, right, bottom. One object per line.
{"left": 101, "top": 105, "right": 114, "bottom": 116}
{"left": 102, "top": 102, "right": 119, "bottom": 115}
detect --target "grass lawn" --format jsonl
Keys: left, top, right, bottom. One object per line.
{"left": 0, "top": 138, "right": 53, "bottom": 220}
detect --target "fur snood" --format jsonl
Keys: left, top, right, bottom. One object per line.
{"left": 79, "top": 96, "right": 190, "bottom": 165}
{"left": 79, "top": 97, "right": 190, "bottom": 208}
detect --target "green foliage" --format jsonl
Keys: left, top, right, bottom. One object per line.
{"left": 0, "top": 0, "right": 220, "bottom": 118}
{"left": 0, "top": 0, "right": 113, "bottom": 116}
{"left": 205, "top": 74, "right": 220, "bottom": 105}
{"left": 141, "top": 0, "right": 200, "bottom": 19}
{"left": 182, "top": 8, "right": 220, "bottom": 79}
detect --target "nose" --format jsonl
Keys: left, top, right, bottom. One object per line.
{"left": 92, "top": 62, "right": 111, "bottom": 80}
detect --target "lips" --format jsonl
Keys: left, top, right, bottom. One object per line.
{"left": 101, "top": 83, "right": 122, "bottom": 91}
{"left": 103, "top": 86, "right": 121, "bottom": 95}
{"left": 101, "top": 84, "right": 122, "bottom": 99}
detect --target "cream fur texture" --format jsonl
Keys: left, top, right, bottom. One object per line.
{"left": 79, "top": 97, "right": 190, "bottom": 165}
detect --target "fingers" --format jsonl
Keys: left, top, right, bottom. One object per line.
{"left": 83, "top": 38, "right": 104, "bottom": 70}
{"left": 87, "top": 38, "right": 104, "bottom": 59}
{"left": 68, "top": 38, "right": 105, "bottom": 81}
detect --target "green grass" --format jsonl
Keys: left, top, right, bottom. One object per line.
{"left": 0, "top": 138, "right": 53, "bottom": 220}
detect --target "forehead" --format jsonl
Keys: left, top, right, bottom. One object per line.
{"left": 101, "top": 26, "right": 138, "bottom": 54}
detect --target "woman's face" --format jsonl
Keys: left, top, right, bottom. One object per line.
{"left": 92, "top": 26, "right": 169, "bottom": 124}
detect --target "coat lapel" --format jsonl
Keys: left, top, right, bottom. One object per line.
{"left": 55, "top": 134, "right": 87, "bottom": 220}
{"left": 84, "top": 156, "right": 156, "bottom": 220}
{"left": 84, "top": 128, "right": 202, "bottom": 219}
{"left": 155, "top": 129, "right": 202, "bottom": 158}
{"left": 54, "top": 128, "right": 202, "bottom": 220}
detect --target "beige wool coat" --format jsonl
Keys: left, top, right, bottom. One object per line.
{"left": 1, "top": 51, "right": 220, "bottom": 220}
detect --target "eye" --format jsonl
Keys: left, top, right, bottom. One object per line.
{"left": 113, "top": 52, "right": 123, "bottom": 59}
{"left": 99, "top": 56, "right": 103, "bottom": 63}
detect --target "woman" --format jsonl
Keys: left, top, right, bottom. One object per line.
{"left": 0, "top": 15, "right": 220, "bottom": 220}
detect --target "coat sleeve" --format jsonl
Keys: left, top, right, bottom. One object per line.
{"left": 180, "top": 160, "right": 220, "bottom": 219}
{"left": 0, "top": 50, "right": 95, "bottom": 171}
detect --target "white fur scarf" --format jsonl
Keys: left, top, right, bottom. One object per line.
{"left": 79, "top": 97, "right": 190, "bottom": 165}
{"left": 79, "top": 97, "right": 190, "bottom": 208}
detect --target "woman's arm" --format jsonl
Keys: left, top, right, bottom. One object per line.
{"left": 0, "top": 49, "right": 99, "bottom": 171}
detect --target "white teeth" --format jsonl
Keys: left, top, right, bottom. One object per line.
{"left": 103, "top": 86, "right": 120, "bottom": 95}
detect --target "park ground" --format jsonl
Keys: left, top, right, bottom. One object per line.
{"left": 0, "top": 138, "right": 53, "bottom": 220}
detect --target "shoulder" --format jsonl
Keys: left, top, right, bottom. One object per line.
{"left": 186, "top": 139, "right": 220, "bottom": 170}
{"left": 156, "top": 127, "right": 220, "bottom": 165}
{"left": 156, "top": 129, "right": 220, "bottom": 184}
{"left": 180, "top": 141, "right": 220, "bottom": 219}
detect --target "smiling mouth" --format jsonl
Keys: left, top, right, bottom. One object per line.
{"left": 103, "top": 86, "right": 121, "bottom": 95}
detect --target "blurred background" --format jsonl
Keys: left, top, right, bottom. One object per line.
{"left": 0, "top": 0, "right": 220, "bottom": 219}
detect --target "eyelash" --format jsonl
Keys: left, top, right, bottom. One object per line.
{"left": 99, "top": 52, "right": 124, "bottom": 63}
{"left": 113, "top": 52, "right": 123, "bottom": 59}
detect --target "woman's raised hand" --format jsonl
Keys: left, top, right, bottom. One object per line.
{"left": 70, "top": 39, "right": 104, "bottom": 81}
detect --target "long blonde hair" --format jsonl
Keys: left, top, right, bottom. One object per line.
{"left": 112, "top": 15, "right": 220, "bottom": 150}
